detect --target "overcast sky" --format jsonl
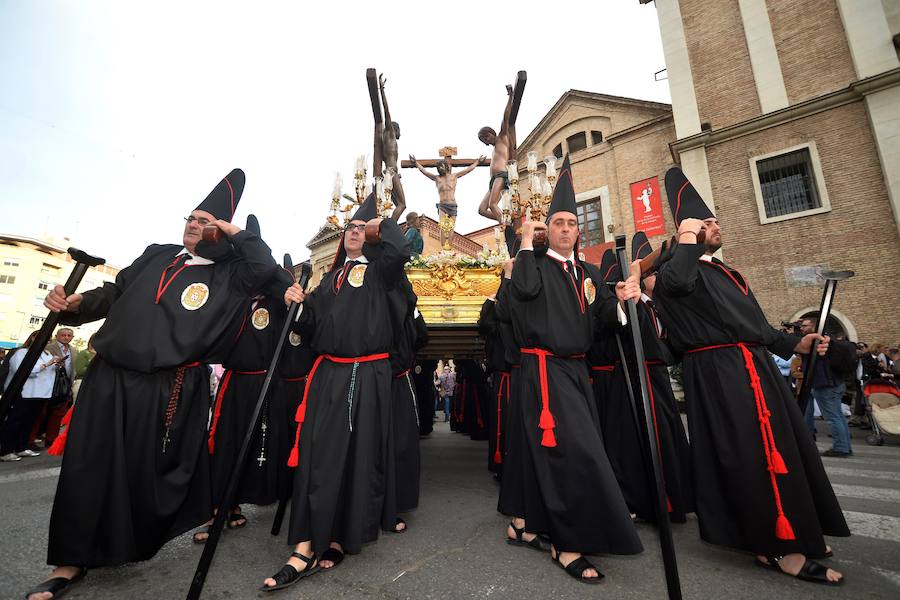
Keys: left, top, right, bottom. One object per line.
{"left": 1, "top": 1, "right": 670, "bottom": 269}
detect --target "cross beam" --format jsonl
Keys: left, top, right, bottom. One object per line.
{"left": 400, "top": 158, "right": 490, "bottom": 169}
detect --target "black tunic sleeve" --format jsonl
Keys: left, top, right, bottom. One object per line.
{"left": 228, "top": 229, "right": 279, "bottom": 294}
{"left": 762, "top": 327, "right": 801, "bottom": 360}
{"left": 478, "top": 298, "right": 498, "bottom": 337}
{"left": 510, "top": 249, "right": 541, "bottom": 301}
{"left": 262, "top": 266, "right": 296, "bottom": 301}
{"left": 375, "top": 219, "right": 411, "bottom": 287}
{"left": 495, "top": 278, "right": 512, "bottom": 323}
{"left": 58, "top": 244, "right": 161, "bottom": 326}
{"left": 413, "top": 312, "right": 429, "bottom": 350}
{"left": 656, "top": 242, "right": 707, "bottom": 296}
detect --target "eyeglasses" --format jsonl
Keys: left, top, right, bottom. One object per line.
{"left": 344, "top": 223, "right": 366, "bottom": 233}
{"left": 185, "top": 216, "right": 212, "bottom": 226}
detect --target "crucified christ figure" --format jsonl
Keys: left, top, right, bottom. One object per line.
{"left": 375, "top": 74, "right": 407, "bottom": 221}
{"left": 477, "top": 84, "right": 516, "bottom": 223}
{"left": 409, "top": 154, "right": 484, "bottom": 250}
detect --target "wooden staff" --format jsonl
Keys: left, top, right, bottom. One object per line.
{"left": 186, "top": 262, "right": 313, "bottom": 600}
{"left": 615, "top": 234, "right": 682, "bottom": 600}
{"left": 0, "top": 248, "right": 105, "bottom": 423}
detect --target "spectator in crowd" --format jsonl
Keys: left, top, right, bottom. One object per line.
{"left": 438, "top": 363, "right": 456, "bottom": 423}
{"left": 72, "top": 334, "right": 96, "bottom": 402}
{"left": 772, "top": 352, "right": 792, "bottom": 387}
{"left": 887, "top": 348, "right": 899, "bottom": 378}
{"left": 871, "top": 343, "right": 889, "bottom": 372}
{"left": 789, "top": 353, "right": 804, "bottom": 398}
{"left": 29, "top": 328, "right": 75, "bottom": 449}
{"left": 1, "top": 331, "right": 59, "bottom": 461}
{"left": 404, "top": 212, "right": 424, "bottom": 257}
{"left": 799, "top": 319, "right": 852, "bottom": 457}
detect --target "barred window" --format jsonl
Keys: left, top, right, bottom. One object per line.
{"left": 38, "top": 281, "right": 50, "bottom": 291}
{"left": 29, "top": 315, "right": 44, "bottom": 326}
{"left": 577, "top": 200, "right": 605, "bottom": 247}
{"left": 0, "top": 274, "right": 15, "bottom": 284}
{"left": 755, "top": 148, "right": 820, "bottom": 218}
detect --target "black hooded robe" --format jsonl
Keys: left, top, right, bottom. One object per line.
{"left": 654, "top": 243, "right": 849, "bottom": 555}
{"left": 497, "top": 250, "right": 642, "bottom": 555}
{"left": 49, "top": 231, "right": 276, "bottom": 566}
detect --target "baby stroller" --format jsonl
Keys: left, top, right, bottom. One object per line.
{"left": 862, "top": 378, "right": 900, "bottom": 446}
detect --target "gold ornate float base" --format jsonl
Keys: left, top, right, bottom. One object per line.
{"left": 407, "top": 265, "right": 501, "bottom": 324}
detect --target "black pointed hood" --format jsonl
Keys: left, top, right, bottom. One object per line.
{"left": 632, "top": 231, "right": 652, "bottom": 262}
{"left": 600, "top": 248, "right": 619, "bottom": 283}
{"left": 195, "top": 168, "right": 245, "bottom": 222}
{"left": 351, "top": 191, "right": 378, "bottom": 222}
{"left": 283, "top": 253, "right": 293, "bottom": 271}
{"left": 245, "top": 214, "right": 260, "bottom": 237}
{"left": 546, "top": 155, "right": 576, "bottom": 222}
{"left": 664, "top": 166, "right": 713, "bottom": 226}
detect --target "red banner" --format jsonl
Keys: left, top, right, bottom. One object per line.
{"left": 630, "top": 176, "right": 665, "bottom": 237}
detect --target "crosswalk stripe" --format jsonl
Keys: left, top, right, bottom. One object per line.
{"left": 831, "top": 483, "right": 900, "bottom": 503}
{"left": 842, "top": 510, "right": 900, "bottom": 544}
{"left": 824, "top": 466, "right": 899, "bottom": 481}
{"left": 0, "top": 467, "right": 60, "bottom": 485}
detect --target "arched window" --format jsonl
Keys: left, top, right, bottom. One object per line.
{"left": 591, "top": 130, "right": 603, "bottom": 145}
{"left": 566, "top": 132, "right": 587, "bottom": 153}
{"left": 552, "top": 143, "right": 563, "bottom": 159}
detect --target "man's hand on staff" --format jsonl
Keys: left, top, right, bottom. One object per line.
{"left": 615, "top": 260, "right": 642, "bottom": 304}
{"left": 44, "top": 285, "right": 83, "bottom": 313}
{"left": 795, "top": 333, "right": 830, "bottom": 356}
{"left": 284, "top": 283, "right": 306, "bottom": 306}
{"left": 520, "top": 220, "right": 546, "bottom": 250}
{"left": 502, "top": 258, "right": 515, "bottom": 279}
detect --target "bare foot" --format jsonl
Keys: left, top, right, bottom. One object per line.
{"left": 757, "top": 554, "right": 843, "bottom": 583}
{"left": 192, "top": 518, "right": 214, "bottom": 543}
{"left": 27, "top": 566, "right": 82, "bottom": 600}
{"left": 320, "top": 542, "right": 343, "bottom": 570}
{"left": 552, "top": 546, "right": 601, "bottom": 580}
{"left": 507, "top": 517, "right": 537, "bottom": 543}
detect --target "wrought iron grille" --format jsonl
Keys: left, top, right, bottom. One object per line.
{"left": 756, "top": 148, "right": 820, "bottom": 218}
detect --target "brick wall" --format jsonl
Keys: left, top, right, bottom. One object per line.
{"left": 704, "top": 101, "right": 900, "bottom": 344}
{"left": 680, "top": 0, "right": 761, "bottom": 128}
{"left": 766, "top": 0, "right": 857, "bottom": 104}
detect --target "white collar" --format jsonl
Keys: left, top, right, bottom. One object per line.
{"left": 344, "top": 255, "right": 369, "bottom": 265}
{"left": 699, "top": 254, "right": 713, "bottom": 262}
{"left": 177, "top": 248, "right": 215, "bottom": 265}
{"left": 546, "top": 248, "right": 576, "bottom": 264}
{"left": 641, "top": 293, "right": 653, "bottom": 303}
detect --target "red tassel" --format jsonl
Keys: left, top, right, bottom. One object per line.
{"left": 295, "top": 400, "right": 306, "bottom": 424}
{"left": 666, "top": 497, "right": 673, "bottom": 513}
{"left": 207, "top": 437, "right": 215, "bottom": 454}
{"left": 775, "top": 514, "right": 795, "bottom": 540}
{"left": 539, "top": 408, "right": 554, "bottom": 430}
{"left": 287, "top": 446, "right": 299, "bottom": 468}
{"left": 493, "top": 448, "right": 502, "bottom": 464}
{"left": 771, "top": 449, "right": 788, "bottom": 474}
{"left": 541, "top": 428, "right": 557, "bottom": 448}
{"left": 47, "top": 431, "right": 68, "bottom": 455}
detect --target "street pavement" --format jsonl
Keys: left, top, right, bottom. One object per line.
{"left": 1, "top": 417, "right": 898, "bottom": 599}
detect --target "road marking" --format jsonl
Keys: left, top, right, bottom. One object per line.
{"left": 871, "top": 567, "right": 900, "bottom": 590}
{"left": 0, "top": 466, "right": 60, "bottom": 484}
{"left": 843, "top": 511, "right": 900, "bottom": 544}
{"left": 831, "top": 483, "right": 900, "bottom": 503}
{"left": 392, "top": 571, "right": 406, "bottom": 582}
{"left": 825, "top": 466, "right": 900, "bottom": 481}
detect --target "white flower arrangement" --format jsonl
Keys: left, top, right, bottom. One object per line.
{"left": 406, "top": 247, "right": 509, "bottom": 269}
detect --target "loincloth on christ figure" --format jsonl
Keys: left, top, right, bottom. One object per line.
{"left": 489, "top": 170, "right": 509, "bottom": 192}
{"left": 436, "top": 202, "right": 458, "bottom": 218}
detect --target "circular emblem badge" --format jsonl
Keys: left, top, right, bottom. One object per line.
{"left": 181, "top": 283, "right": 210, "bottom": 311}
{"left": 414, "top": 365, "right": 422, "bottom": 374}
{"left": 347, "top": 264, "right": 367, "bottom": 288}
{"left": 251, "top": 307, "right": 270, "bottom": 330}
{"left": 289, "top": 331, "right": 302, "bottom": 347}
{"left": 584, "top": 278, "right": 597, "bottom": 305}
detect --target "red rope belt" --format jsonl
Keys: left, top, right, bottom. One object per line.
{"left": 687, "top": 342, "right": 794, "bottom": 540}
{"left": 520, "top": 348, "right": 585, "bottom": 448}
{"left": 591, "top": 364, "right": 615, "bottom": 372}
{"left": 494, "top": 371, "right": 511, "bottom": 464}
{"left": 283, "top": 375, "right": 308, "bottom": 382}
{"left": 287, "top": 352, "right": 389, "bottom": 468}
{"left": 207, "top": 369, "right": 267, "bottom": 454}
{"left": 394, "top": 369, "right": 410, "bottom": 379}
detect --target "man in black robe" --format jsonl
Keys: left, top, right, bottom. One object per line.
{"left": 413, "top": 359, "right": 437, "bottom": 436}
{"left": 197, "top": 215, "right": 295, "bottom": 542}
{"left": 498, "top": 156, "right": 643, "bottom": 583}
{"left": 587, "top": 249, "right": 621, "bottom": 431}
{"left": 604, "top": 231, "right": 693, "bottom": 523}
{"left": 653, "top": 167, "right": 849, "bottom": 585}
{"left": 479, "top": 293, "right": 510, "bottom": 476}
{"left": 261, "top": 194, "right": 410, "bottom": 591}
{"left": 28, "top": 170, "right": 280, "bottom": 600}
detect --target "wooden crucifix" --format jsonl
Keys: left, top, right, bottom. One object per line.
{"left": 406, "top": 146, "right": 488, "bottom": 250}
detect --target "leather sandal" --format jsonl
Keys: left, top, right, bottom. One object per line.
{"left": 552, "top": 550, "right": 604, "bottom": 584}
{"left": 755, "top": 555, "right": 843, "bottom": 586}
{"left": 227, "top": 510, "right": 247, "bottom": 529}
{"left": 192, "top": 524, "right": 211, "bottom": 544}
{"left": 506, "top": 521, "right": 548, "bottom": 552}
{"left": 260, "top": 551, "right": 319, "bottom": 592}
{"left": 24, "top": 567, "right": 87, "bottom": 599}
{"left": 320, "top": 547, "right": 345, "bottom": 570}
{"left": 390, "top": 517, "right": 407, "bottom": 534}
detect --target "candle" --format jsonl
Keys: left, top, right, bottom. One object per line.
{"left": 542, "top": 178, "right": 553, "bottom": 197}
{"left": 499, "top": 189, "right": 511, "bottom": 211}
{"left": 332, "top": 172, "right": 342, "bottom": 199}
{"left": 507, "top": 160, "right": 518, "bottom": 181}
{"left": 526, "top": 151, "right": 538, "bottom": 172}
{"left": 355, "top": 155, "right": 366, "bottom": 174}
{"left": 543, "top": 156, "right": 557, "bottom": 178}
{"left": 375, "top": 177, "right": 384, "bottom": 201}
{"left": 531, "top": 173, "right": 541, "bottom": 194}
{"left": 383, "top": 172, "right": 394, "bottom": 192}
